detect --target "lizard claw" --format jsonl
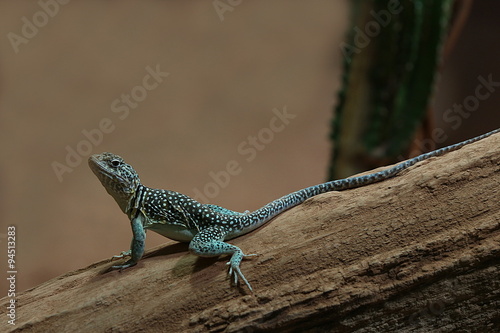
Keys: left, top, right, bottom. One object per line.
{"left": 226, "top": 253, "right": 258, "bottom": 291}
{"left": 110, "top": 259, "right": 137, "bottom": 271}
{"left": 111, "top": 250, "right": 131, "bottom": 261}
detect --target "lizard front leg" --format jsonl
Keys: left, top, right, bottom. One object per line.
{"left": 110, "top": 213, "right": 146, "bottom": 269}
{"left": 189, "top": 226, "right": 256, "bottom": 291}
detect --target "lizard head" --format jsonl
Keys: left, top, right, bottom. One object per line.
{"left": 88, "top": 152, "right": 141, "bottom": 213}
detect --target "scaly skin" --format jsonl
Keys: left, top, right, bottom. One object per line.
{"left": 88, "top": 128, "right": 499, "bottom": 291}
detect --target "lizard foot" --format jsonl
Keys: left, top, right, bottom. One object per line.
{"left": 227, "top": 253, "right": 258, "bottom": 292}
{"left": 111, "top": 250, "right": 131, "bottom": 261}
{"left": 111, "top": 259, "right": 137, "bottom": 270}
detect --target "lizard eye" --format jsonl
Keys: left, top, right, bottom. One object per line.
{"left": 110, "top": 159, "right": 121, "bottom": 167}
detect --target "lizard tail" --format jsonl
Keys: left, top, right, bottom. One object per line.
{"left": 239, "top": 128, "right": 499, "bottom": 232}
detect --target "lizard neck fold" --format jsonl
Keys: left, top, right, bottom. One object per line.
{"left": 126, "top": 184, "right": 146, "bottom": 217}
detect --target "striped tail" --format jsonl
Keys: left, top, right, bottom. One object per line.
{"left": 238, "top": 128, "right": 499, "bottom": 232}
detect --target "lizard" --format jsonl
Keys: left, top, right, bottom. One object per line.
{"left": 88, "top": 128, "right": 499, "bottom": 291}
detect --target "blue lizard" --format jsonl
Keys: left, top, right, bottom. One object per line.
{"left": 88, "top": 128, "right": 499, "bottom": 291}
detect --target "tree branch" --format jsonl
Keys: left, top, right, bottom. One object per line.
{"left": 2, "top": 132, "right": 499, "bottom": 333}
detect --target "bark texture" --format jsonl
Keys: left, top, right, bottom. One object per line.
{"left": 2, "top": 132, "right": 499, "bottom": 333}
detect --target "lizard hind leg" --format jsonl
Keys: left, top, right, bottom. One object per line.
{"left": 188, "top": 226, "right": 257, "bottom": 291}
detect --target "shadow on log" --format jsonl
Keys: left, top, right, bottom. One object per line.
{"left": 2, "top": 132, "right": 499, "bottom": 332}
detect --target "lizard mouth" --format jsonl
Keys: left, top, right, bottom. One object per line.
{"left": 88, "top": 155, "right": 107, "bottom": 175}
{"left": 88, "top": 155, "right": 126, "bottom": 184}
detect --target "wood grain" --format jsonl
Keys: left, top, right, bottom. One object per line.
{"left": 2, "top": 132, "right": 498, "bottom": 333}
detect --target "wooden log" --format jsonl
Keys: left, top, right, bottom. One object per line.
{"left": 2, "top": 132, "right": 499, "bottom": 333}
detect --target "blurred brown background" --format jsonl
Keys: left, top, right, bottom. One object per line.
{"left": 0, "top": 1, "right": 499, "bottom": 294}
